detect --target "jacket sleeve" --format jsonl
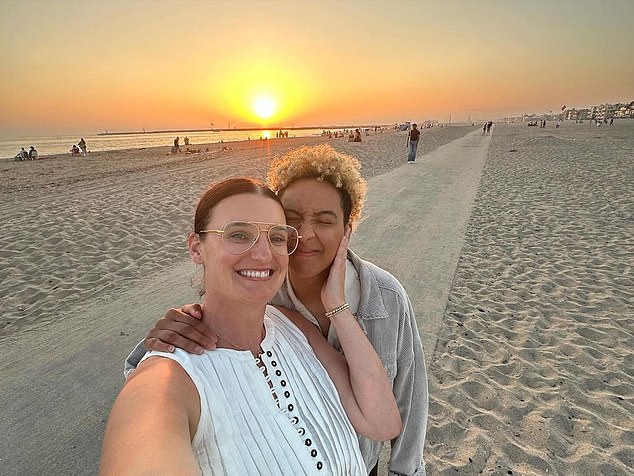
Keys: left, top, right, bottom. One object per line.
{"left": 389, "top": 292, "right": 428, "bottom": 476}
{"left": 123, "top": 339, "right": 147, "bottom": 379}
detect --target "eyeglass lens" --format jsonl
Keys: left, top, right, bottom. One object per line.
{"left": 223, "top": 222, "right": 299, "bottom": 255}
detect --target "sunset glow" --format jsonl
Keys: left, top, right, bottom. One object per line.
{"left": 1, "top": 1, "right": 632, "bottom": 136}
{"left": 253, "top": 95, "right": 277, "bottom": 121}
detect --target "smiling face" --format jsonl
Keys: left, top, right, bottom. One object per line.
{"left": 279, "top": 179, "right": 346, "bottom": 283}
{"left": 189, "top": 193, "right": 288, "bottom": 306}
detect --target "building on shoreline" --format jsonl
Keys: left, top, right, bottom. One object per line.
{"left": 563, "top": 108, "right": 591, "bottom": 121}
{"left": 592, "top": 101, "right": 634, "bottom": 120}
{"left": 499, "top": 100, "right": 633, "bottom": 123}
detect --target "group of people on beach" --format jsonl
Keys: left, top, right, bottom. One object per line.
{"left": 171, "top": 136, "right": 191, "bottom": 153}
{"left": 14, "top": 146, "right": 38, "bottom": 161}
{"left": 100, "top": 143, "right": 429, "bottom": 475}
{"left": 15, "top": 138, "right": 88, "bottom": 160}
{"left": 321, "top": 129, "right": 347, "bottom": 138}
{"left": 482, "top": 121, "right": 494, "bottom": 135}
{"left": 347, "top": 128, "right": 362, "bottom": 142}
{"left": 71, "top": 138, "right": 88, "bottom": 156}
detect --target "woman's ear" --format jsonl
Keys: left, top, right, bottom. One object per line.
{"left": 188, "top": 232, "right": 204, "bottom": 264}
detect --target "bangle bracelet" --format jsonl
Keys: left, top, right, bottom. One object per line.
{"left": 324, "top": 302, "right": 349, "bottom": 319}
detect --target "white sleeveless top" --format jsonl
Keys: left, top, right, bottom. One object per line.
{"left": 141, "top": 305, "right": 366, "bottom": 475}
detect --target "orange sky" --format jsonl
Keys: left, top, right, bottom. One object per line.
{"left": 1, "top": 0, "right": 632, "bottom": 136}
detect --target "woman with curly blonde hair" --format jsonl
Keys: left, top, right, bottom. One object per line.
{"left": 267, "top": 144, "right": 367, "bottom": 226}
{"left": 127, "top": 143, "right": 429, "bottom": 476}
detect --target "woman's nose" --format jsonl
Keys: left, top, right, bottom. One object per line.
{"left": 249, "top": 231, "right": 274, "bottom": 258}
{"left": 297, "top": 221, "right": 315, "bottom": 239}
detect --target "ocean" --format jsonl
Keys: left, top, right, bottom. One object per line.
{"left": 0, "top": 127, "right": 351, "bottom": 159}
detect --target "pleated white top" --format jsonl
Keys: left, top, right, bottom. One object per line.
{"left": 140, "top": 305, "right": 366, "bottom": 476}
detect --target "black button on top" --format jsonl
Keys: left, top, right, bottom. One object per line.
{"left": 275, "top": 370, "right": 282, "bottom": 376}
{"left": 266, "top": 350, "right": 273, "bottom": 357}
{"left": 311, "top": 449, "right": 317, "bottom": 457}
{"left": 288, "top": 404, "right": 294, "bottom": 411}
{"left": 284, "top": 391, "right": 290, "bottom": 398}
{"left": 280, "top": 380, "right": 286, "bottom": 387}
{"left": 316, "top": 461, "right": 323, "bottom": 470}
{"left": 304, "top": 438, "right": 312, "bottom": 446}
{"left": 271, "top": 361, "right": 277, "bottom": 367}
{"left": 291, "top": 416, "right": 299, "bottom": 424}
{"left": 298, "top": 427, "right": 305, "bottom": 436}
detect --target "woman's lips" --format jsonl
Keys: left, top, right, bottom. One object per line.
{"left": 293, "top": 248, "right": 319, "bottom": 257}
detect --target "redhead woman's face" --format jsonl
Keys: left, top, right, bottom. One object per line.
{"left": 280, "top": 179, "right": 346, "bottom": 282}
{"left": 189, "top": 194, "right": 288, "bottom": 305}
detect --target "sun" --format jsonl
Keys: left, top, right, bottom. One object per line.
{"left": 253, "top": 95, "right": 277, "bottom": 120}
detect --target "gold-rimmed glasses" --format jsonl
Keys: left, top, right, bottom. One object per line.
{"left": 198, "top": 221, "right": 301, "bottom": 256}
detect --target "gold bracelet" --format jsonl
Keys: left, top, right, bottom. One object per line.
{"left": 324, "top": 302, "right": 349, "bottom": 319}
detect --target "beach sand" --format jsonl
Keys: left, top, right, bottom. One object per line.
{"left": 426, "top": 123, "right": 633, "bottom": 475}
{"left": 0, "top": 126, "right": 471, "bottom": 338}
{"left": 1, "top": 122, "right": 632, "bottom": 475}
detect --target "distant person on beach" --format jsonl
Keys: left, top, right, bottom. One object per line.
{"left": 184, "top": 136, "right": 190, "bottom": 145}
{"left": 486, "top": 121, "right": 493, "bottom": 135}
{"left": 71, "top": 144, "right": 80, "bottom": 155}
{"left": 482, "top": 123, "right": 487, "bottom": 135}
{"left": 124, "top": 144, "right": 429, "bottom": 476}
{"left": 78, "top": 138, "right": 88, "bottom": 156}
{"left": 28, "top": 146, "right": 38, "bottom": 160}
{"left": 353, "top": 128, "right": 362, "bottom": 142}
{"left": 406, "top": 123, "right": 421, "bottom": 163}
{"left": 173, "top": 136, "right": 180, "bottom": 154}
{"left": 101, "top": 177, "right": 400, "bottom": 475}
{"left": 15, "top": 147, "right": 28, "bottom": 160}
{"left": 610, "top": 118, "right": 614, "bottom": 126}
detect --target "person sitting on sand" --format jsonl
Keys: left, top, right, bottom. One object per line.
{"left": 101, "top": 177, "right": 401, "bottom": 475}
{"left": 125, "top": 145, "right": 428, "bottom": 476}
{"left": 15, "top": 147, "right": 29, "bottom": 160}
{"left": 28, "top": 146, "right": 38, "bottom": 160}
{"left": 71, "top": 144, "right": 80, "bottom": 155}
{"left": 353, "top": 128, "right": 362, "bottom": 142}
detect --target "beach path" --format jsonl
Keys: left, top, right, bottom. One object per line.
{"left": 351, "top": 129, "right": 490, "bottom": 473}
{"left": 352, "top": 129, "right": 490, "bottom": 362}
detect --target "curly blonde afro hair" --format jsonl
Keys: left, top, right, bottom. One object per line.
{"left": 267, "top": 144, "right": 367, "bottom": 226}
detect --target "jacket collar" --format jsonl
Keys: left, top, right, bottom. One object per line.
{"left": 346, "top": 249, "right": 389, "bottom": 321}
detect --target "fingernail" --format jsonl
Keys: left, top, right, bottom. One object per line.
{"left": 168, "top": 345, "right": 175, "bottom": 353}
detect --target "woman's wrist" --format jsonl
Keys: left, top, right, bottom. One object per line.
{"left": 324, "top": 302, "right": 349, "bottom": 319}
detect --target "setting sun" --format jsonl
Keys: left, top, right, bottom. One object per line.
{"left": 253, "top": 95, "right": 277, "bottom": 120}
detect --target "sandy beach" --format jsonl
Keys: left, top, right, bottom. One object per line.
{"left": 1, "top": 122, "right": 632, "bottom": 475}
{"left": 426, "top": 123, "right": 633, "bottom": 475}
{"left": 0, "top": 126, "right": 471, "bottom": 337}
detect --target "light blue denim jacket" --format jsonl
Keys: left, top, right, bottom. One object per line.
{"left": 124, "top": 249, "right": 428, "bottom": 476}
